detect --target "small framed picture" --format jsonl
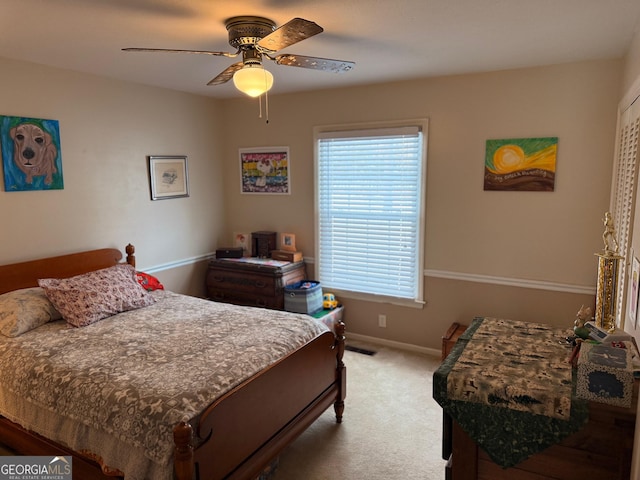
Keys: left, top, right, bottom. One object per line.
{"left": 234, "top": 232, "right": 251, "bottom": 256}
{"left": 148, "top": 155, "right": 189, "bottom": 200}
{"left": 281, "top": 233, "right": 296, "bottom": 252}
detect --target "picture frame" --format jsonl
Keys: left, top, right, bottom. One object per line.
{"left": 148, "top": 155, "right": 189, "bottom": 200}
{"left": 1, "top": 115, "right": 64, "bottom": 191}
{"left": 281, "top": 233, "right": 296, "bottom": 252}
{"left": 234, "top": 232, "right": 251, "bottom": 256}
{"left": 239, "top": 146, "right": 290, "bottom": 194}
{"left": 484, "top": 137, "right": 557, "bottom": 192}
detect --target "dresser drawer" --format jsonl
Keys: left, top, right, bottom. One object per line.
{"left": 208, "top": 289, "right": 281, "bottom": 309}
{"left": 206, "top": 268, "right": 278, "bottom": 296}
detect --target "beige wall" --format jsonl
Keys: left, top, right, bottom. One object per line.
{"left": 0, "top": 56, "right": 623, "bottom": 352}
{"left": 0, "top": 56, "right": 225, "bottom": 296}
{"left": 220, "top": 59, "right": 621, "bottom": 351}
{"left": 621, "top": 23, "right": 640, "bottom": 95}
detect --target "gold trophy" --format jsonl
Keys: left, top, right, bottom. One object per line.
{"left": 595, "top": 212, "right": 624, "bottom": 332}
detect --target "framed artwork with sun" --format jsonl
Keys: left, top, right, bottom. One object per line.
{"left": 484, "top": 137, "right": 557, "bottom": 191}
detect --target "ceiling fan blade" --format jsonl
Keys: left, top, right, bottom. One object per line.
{"left": 257, "top": 18, "right": 323, "bottom": 52}
{"left": 274, "top": 54, "right": 355, "bottom": 73}
{"left": 122, "top": 47, "right": 238, "bottom": 58}
{"left": 207, "top": 62, "right": 245, "bottom": 86}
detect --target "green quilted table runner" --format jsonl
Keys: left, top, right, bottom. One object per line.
{"left": 433, "top": 317, "right": 589, "bottom": 468}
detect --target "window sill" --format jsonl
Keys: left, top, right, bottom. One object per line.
{"left": 326, "top": 288, "right": 425, "bottom": 309}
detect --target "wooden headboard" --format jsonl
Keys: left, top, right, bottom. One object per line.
{"left": 0, "top": 244, "right": 136, "bottom": 295}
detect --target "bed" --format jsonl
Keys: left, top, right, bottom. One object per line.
{"left": 0, "top": 244, "right": 346, "bottom": 480}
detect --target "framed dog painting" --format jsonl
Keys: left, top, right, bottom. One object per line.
{"left": 0, "top": 115, "right": 64, "bottom": 191}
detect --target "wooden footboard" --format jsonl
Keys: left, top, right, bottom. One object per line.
{"left": 175, "top": 320, "right": 346, "bottom": 480}
{"left": 0, "top": 418, "right": 118, "bottom": 480}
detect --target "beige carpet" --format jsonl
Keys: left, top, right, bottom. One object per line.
{"left": 273, "top": 342, "right": 447, "bottom": 480}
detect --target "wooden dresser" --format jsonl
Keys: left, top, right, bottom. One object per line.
{"left": 446, "top": 387, "right": 637, "bottom": 480}
{"left": 439, "top": 321, "right": 637, "bottom": 480}
{"left": 206, "top": 258, "right": 306, "bottom": 310}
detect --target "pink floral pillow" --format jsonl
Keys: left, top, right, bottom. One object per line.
{"left": 38, "top": 264, "right": 156, "bottom": 327}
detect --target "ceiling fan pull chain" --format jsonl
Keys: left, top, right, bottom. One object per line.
{"left": 255, "top": 71, "right": 269, "bottom": 124}
{"left": 257, "top": 91, "right": 270, "bottom": 124}
{"left": 265, "top": 86, "right": 269, "bottom": 124}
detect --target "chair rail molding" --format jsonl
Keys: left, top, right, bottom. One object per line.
{"left": 425, "top": 269, "right": 595, "bottom": 295}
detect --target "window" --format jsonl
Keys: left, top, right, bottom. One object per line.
{"left": 314, "top": 120, "right": 428, "bottom": 306}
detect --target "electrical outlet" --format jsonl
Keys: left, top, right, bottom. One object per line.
{"left": 378, "top": 314, "right": 387, "bottom": 328}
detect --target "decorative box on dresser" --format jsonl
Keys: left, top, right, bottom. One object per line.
{"left": 206, "top": 258, "right": 306, "bottom": 310}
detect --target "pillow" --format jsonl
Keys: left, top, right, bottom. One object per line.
{"left": 0, "top": 287, "right": 62, "bottom": 337}
{"left": 136, "top": 271, "right": 164, "bottom": 291}
{"left": 38, "top": 264, "right": 156, "bottom": 327}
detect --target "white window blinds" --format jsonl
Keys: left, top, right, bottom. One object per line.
{"left": 315, "top": 123, "right": 427, "bottom": 303}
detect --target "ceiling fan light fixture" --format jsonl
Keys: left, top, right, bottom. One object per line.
{"left": 233, "top": 64, "right": 274, "bottom": 97}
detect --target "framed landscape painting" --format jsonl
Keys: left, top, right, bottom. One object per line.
{"left": 484, "top": 137, "right": 557, "bottom": 191}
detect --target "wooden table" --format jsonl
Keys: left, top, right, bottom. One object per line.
{"left": 448, "top": 392, "right": 636, "bottom": 480}
{"left": 437, "top": 319, "right": 637, "bottom": 480}
{"left": 441, "top": 322, "right": 467, "bottom": 361}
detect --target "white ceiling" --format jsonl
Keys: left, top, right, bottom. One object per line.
{"left": 1, "top": 0, "right": 640, "bottom": 99}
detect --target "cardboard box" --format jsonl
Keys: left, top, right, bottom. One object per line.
{"left": 576, "top": 342, "right": 633, "bottom": 407}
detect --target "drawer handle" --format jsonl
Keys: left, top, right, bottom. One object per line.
{"left": 255, "top": 281, "right": 267, "bottom": 288}
{"left": 256, "top": 298, "right": 267, "bottom": 307}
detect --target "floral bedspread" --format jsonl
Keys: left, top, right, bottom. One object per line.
{"left": 0, "top": 291, "right": 330, "bottom": 479}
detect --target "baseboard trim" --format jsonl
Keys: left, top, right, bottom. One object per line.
{"left": 347, "top": 332, "right": 440, "bottom": 358}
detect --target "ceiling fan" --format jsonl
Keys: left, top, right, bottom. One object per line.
{"left": 123, "top": 16, "right": 355, "bottom": 97}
